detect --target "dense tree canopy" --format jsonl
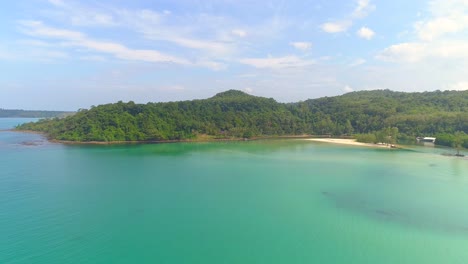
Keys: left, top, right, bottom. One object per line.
{"left": 16, "top": 89, "right": 468, "bottom": 147}
{"left": 17, "top": 90, "right": 301, "bottom": 141}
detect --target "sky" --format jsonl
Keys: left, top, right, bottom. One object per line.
{"left": 1, "top": 0, "right": 468, "bottom": 110}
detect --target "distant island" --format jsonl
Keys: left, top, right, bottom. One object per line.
{"left": 0, "top": 109, "right": 73, "bottom": 118}
{"left": 16, "top": 89, "right": 468, "bottom": 149}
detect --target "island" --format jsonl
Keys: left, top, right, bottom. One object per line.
{"left": 16, "top": 89, "right": 468, "bottom": 150}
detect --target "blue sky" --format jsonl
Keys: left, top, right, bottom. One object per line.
{"left": 1, "top": 0, "right": 467, "bottom": 110}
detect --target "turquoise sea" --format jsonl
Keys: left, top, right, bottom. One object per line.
{"left": 1, "top": 118, "right": 468, "bottom": 263}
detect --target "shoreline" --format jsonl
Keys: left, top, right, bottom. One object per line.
{"left": 9, "top": 130, "right": 398, "bottom": 149}
{"left": 50, "top": 134, "right": 322, "bottom": 145}
{"left": 11, "top": 130, "right": 321, "bottom": 145}
{"left": 303, "top": 138, "right": 398, "bottom": 149}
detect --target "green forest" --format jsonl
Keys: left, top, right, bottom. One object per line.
{"left": 16, "top": 89, "right": 468, "bottom": 148}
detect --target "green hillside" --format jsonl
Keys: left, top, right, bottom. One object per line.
{"left": 296, "top": 89, "right": 468, "bottom": 135}
{"left": 16, "top": 89, "right": 468, "bottom": 146}
{"left": 17, "top": 90, "right": 300, "bottom": 141}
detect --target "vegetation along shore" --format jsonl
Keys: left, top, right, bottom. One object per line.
{"left": 15, "top": 89, "right": 468, "bottom": 150}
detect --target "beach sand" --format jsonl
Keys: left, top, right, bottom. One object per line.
{"left": 303, "top": 138, "right": 395, "bottom": 148}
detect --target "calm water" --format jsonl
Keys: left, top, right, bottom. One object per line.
{"left": 1, "top": 118, "right": 468, "bottom": 263}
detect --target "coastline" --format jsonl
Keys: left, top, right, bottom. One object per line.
{"left": 303, "top": 138, "right": 398, "bottom": 149}
{"left": 49, "top": 134, "right": 320, "bottom": 145}
{"left": 10, "top": 129, "right": 398, "bottom": 148}
{"left": 11, "top": 129, "right": 319, "bottom": 145}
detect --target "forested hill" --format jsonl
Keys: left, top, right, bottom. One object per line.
{"left": 17, "top": 90, "right": 300, "bottom": 141}
{"left": 295, "top": 89, "right": 468, "bottom": 136}
{"left": 0, "top": 109, "right": 72, "bottom": 118}
{"left": 17, "top": 89, "right": 468, "bottom": 143}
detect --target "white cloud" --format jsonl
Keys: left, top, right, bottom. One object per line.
{"left": 239, "top": 55, "right": 315, "bottom": 69}
{"left": 117, "top": 11, "right": 236, "bottom": 57}
{"left": 357, "top": 27, "right": 375, "bottom": 39}
{"left": 415, "top": 13, "right": 468, "bottom": 41}
{"left": 290, "top": 41, "right": 312, "bottom": 51}
{"left": 167, "top": 37, "right": 231, "bottom": 55}
{"left": 377, "top": 42, "right": 428, "bottom": 62}
{"left": 427, "top": 0, "right": 468, "bottom": 17}
{"left": 47, "top": 1, "right": 117, "bottom": 27}
{"left": 19, "top": 20, "right": 190, "bottom": 65}
{"left": 321, "top": 0, "right": 375, "bottom": 33}
{"left": 231, "top": 29, "right": 247, "bottom": 38}
{"left": 19, "top": 20, "right": 83, "bottom": 39}
{"left": 352, "top": 0, "right": 376, "bottom": 19}
{"left": 321, "top": 21, "right": 352, "bottom": 33}
{"left": 34, "top": 1, "right": 298, "bottom": 69}
{"left": 343, "top": 85, "right": 354, "bottom": 93}
{"left": 447, "top": 81, "right": 468, "bottom": 91}
{"left": 378, "top": 0, "right": 468, "bottom": 63}
{"left": 378, "top": 40, "right": 468, "bottom": 63}
{"left": 17, "top": 3, "right": 302, "bottom": 72}
{"left": 81, "top": 40, "right": 189, "bottom": 64}
{"left": 39, "top": 1, "right": 240, "bottom": 58}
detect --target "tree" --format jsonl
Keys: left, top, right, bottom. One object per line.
{"left": 389, "top": 127, "right": 399, "bottom": 145}
{"left": 375, "top": 130, "right": 386, "bottom": 144}
{"left": 15, "top": 89, "right": 468, "bottom": 144}
{"left": 453, "top": 131, "right": 465, "bottom": 156}
{"left": 344, "top": 120, "right": 354, "bottom": 135}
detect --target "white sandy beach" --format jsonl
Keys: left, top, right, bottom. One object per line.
{"left": 303, "top": 138, "right": 395, "bottom": 148}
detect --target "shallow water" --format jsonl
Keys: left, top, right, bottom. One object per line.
{"left": 1, "top": 118, "right": 468, "bottom": 263}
